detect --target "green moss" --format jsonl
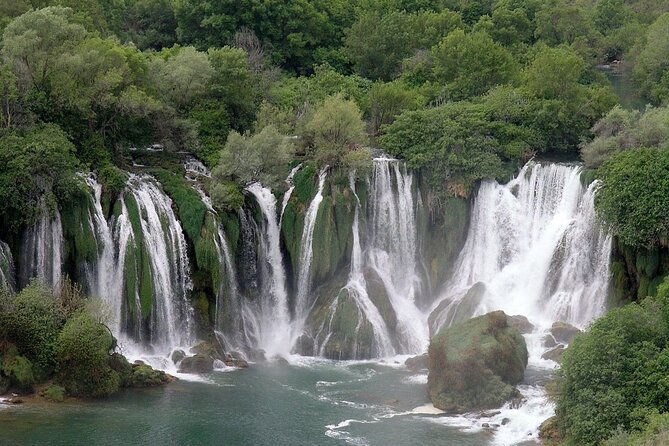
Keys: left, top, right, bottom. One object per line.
{"left": 60, "top": 183, "right": 99, "bottom": 265}
{"left": 123, "top": 193, "right": 154, "bottom": 320}
{"left": 150, "top": 168, "right": 207, "bottom": 244}
{"left": 610, "top": 260, "right": 630, "bottom": 306}
{"left": 281, "top": 199, "right": 306, "bottom": 275}
{"left": 428, "top": 311, "right": 528, "bottom": 413}
{"left": 292, "top": 163, "right": 318, "bottom": 203}
{"left": 636, "top": 246, "right": 660, "bottom": 278}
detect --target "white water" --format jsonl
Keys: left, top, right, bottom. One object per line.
{"left": 431, "top": 162, "right": 611, "bottom": 331}
{"left": 81, "top": 175, "right": 193, "bottom": 363}
{"left": 0, "top": 240, "right": 14, "bottom": 291}
{"left": 19, "top": 201, "right": 63, "bottom": 290}
{"left": 342, "top": 173, "right": 395, "bottom": 357}
{"left": 246, "top": 182, "right": 292, "bottom": 357}
{"left": 429, "top": 161, "right": 612, "bottom": 445}
{"left": 295, "top": 167, "right": 329, "bottom": 325}
{"left": 280, "top": 163, "right": 303, "bottom": 222}
{"left": 367, "top": 158, "right": 428, "bottom": 354}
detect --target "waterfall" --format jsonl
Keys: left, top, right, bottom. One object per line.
{"left": 245, "top": 182, "right": 291, "bottom": 357}
{"left": 19, "top": 202, "right": 63, "bottom": 290}
{"left": 126, "top": 176, "right": 193, "bottom": 350}
{"left": 280, "top": 163, "right": 302, "bottom": 222}
{"left": 295, "top": 168, "right": 328, "bottom": 324}
{"left": 82, "top": 174, "right": 193, "bottom": 353}
{"left": 430, "top": 162, "right": 612, "bottom": 332}
{"left": 366, "top": 158, "right": 428, "bottom": 354}
{"left": 0, "top": 241, "right": 15, "bottom": 292}
{"left": 318, "top": 173, "right": 395, "bottom": 357}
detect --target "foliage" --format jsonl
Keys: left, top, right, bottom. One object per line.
{"left": 556, "top": 299, "right": 669, "bottom": 445}
{"left": 345, "top": 9, "right": 463, "bottom": 81}
{"left": 212, "top": 125, "right": 293, "bottom": 190}
{"left": 0, "top": 124, "right": 79, "bottom": 233}
{"left": 631, "top": 13, "right": 669, "bottom": 104}
{"left": 210, "top": 183, "right": 244, "bottom": 212}
{"left": 595, "top": 148, "right": 669, "bottom": 248}
{"left": 581, "top": 105, "right": 669, "bottom": 168}
{"left": 42, "top": 383, "right": 65, "bottom": 402}
{"left": 0, "top": 281, "right": 66, "bottom": 379}
{"left": 431, "top": 29, "right": 518, "bottom": 100}
{"left": 55, "top": 312, "right": 119, "bottom": 397}
{"left": 305, "top": 95, "right": 367, "bottom": 167}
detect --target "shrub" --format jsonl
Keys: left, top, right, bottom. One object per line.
{"left": 55, "top": 313, "right": 120, "bottom": 397}
{"left": 0, "top": 281, "right": 65, "bottom": 379}
{"left": 42, "top": 384, "right": 65, "bottom": 402}
{"left": 595, "top": 148, "right": 669, "bottom": 248}
{"left": 556, "top": 300, "right": 669, "bottom": 445}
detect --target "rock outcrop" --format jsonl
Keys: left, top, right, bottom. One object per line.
{"left": 427, "top": 311, "right": 528, "bottom": 413}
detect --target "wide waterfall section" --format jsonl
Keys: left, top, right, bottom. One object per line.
{"left": 428, "top": 161, "right": 612, "bottom": 445}
{"left": 431, "top": 161, "right": 612, "bottom": 331}
{"left": 366, "top": 158, "right": 429, "bottom": 354}
{"left": 18, "top": 202, "right": 63, "bottom": 290}
{"left": 81, "top": 174, "right": 194, "bottom": 361}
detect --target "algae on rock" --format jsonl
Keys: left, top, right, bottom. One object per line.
{"left": 427, "top": 311, "right": 528, "bottom": 413}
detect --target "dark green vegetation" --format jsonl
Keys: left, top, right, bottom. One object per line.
{"left": 555, "top": 278, "right": 669, "bottom": 445}
{"left": 427, "top": 311, "right": 527, "bottom": 413}
{"left": 3, "top": 0, "right": 667, "bottom": 240}
{"left": 0, "top": 279, "right": 170, "bottom": 399}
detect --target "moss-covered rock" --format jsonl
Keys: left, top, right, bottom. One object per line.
{"left": 427, "top": 311, "right": 528, "bottom": 414}
{"left": 550, "top": 322, "right": 580, "bottom": 345}
{"left": 178, "top": 354, "right": 214, "bottom": 374}
{"left": 128, "top": 363, "right": 174, "bottom": 386}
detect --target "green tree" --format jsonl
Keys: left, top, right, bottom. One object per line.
{"left": 0, "top": 124, "right": 79, "bottom": 232}
{"left": 213, "top": 125, "right": 293, "bottom": 190}
{"left": 364, "top": 81, "right": 423, "bottom": 135}
{"left": 149, "top": 46, "right": 214, "bottom": 110}
{"left": 631, "top": 13, "right": 669, "bottom": 104}
{"left": 431, "top": 29, "right": 518, "bottom": 100}
{"left": 55, "top": 312, "right": 120, "bottom": 397}
{"left": 1, "top": 6, "right": 87, "bottom": 89}
{"left": 595, "top": 148, "right": 669, "bottom": 248}
{"left": 305, "top": 94, "right": 367, "bottom": 166}
{"left": 557, "top": 299, "right": 669, "bottom": 445}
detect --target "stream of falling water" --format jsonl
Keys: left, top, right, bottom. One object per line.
{"left": 245, "top": 182, "right": 292, "bottom": 358}
{"left": 428, "top": 161, "right": 612, "bottom": 444}
{"left": 18, "top": 201, "right": 63, "bottom": 290}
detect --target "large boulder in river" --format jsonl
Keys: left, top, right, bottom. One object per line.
{"left": 178, "top": 354, "right": 214, "bottom": 374}
{"left": 427, "top": 310, "right": 528, "bottom": 413}
{"left": 550, "top": 322, "right": 581, "bottom": 345}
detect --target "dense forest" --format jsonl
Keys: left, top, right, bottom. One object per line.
{"left": 2, "top": 1, "right": 669, "bottom": 445}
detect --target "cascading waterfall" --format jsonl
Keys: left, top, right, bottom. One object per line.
{"left": 125, "top": 176, "right": 193, "bottom": 350}
{"left": 366, "top": 158, "right": 428, "bottom": 354}
{"left": 295, "top": 168, "right": 328, "bottom": 325}
{"left": 19, "top": 202, "right": 63, "bottom": 290}
{"left": 0, "top": 241, "right": 15, "bottom": 291}
{"left": 245, "top": 182, "right": 291, "bottom": 357}
{"left": 431, "top": 162, "right": 612, "bottom": 332}
{"left": 317, "top": 173, "right": 396, "bottom": 357}
{"left": 428, "top": 161, "right": 612, "bottom": 446}
{"left": 82, "top": 174, "right": 193, "bottom": 354}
